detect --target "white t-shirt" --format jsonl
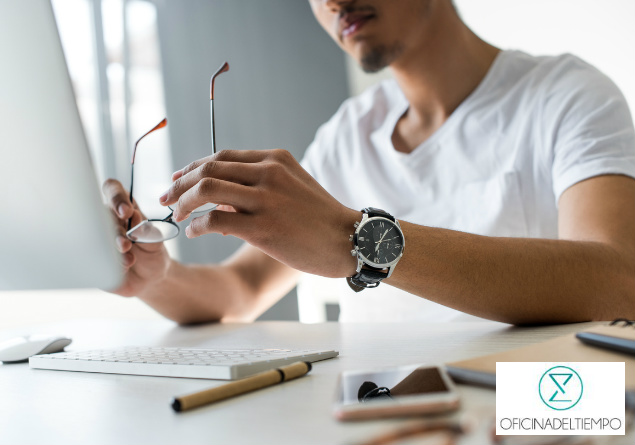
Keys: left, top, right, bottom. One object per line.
{"left": 299, "top": 50, "right": 635, "bottom": 322}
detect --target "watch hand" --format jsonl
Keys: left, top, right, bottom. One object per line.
{"left": 375, "top": 229, "right": 390, "bottom": 252}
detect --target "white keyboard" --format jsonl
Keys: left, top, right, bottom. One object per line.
{"left": 29, "top": 347, "right": 339, "bottom": 380}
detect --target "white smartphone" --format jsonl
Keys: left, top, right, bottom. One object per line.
{"left": 333, "top": 364, "right": 460, "bottom": 421}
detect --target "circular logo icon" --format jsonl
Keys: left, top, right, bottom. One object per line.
{"left": 539, "top": 365, "right": 583, "bottom": 410}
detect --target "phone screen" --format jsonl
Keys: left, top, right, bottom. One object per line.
{"left": 338, "top": 365, "right": 450, "bottom": 406}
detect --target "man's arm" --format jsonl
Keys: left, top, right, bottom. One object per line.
{"left": 387, "top": 174, "right": 635, "bottom": 325}
{"left": 138, "top": 243, "right": 300, "bottom": 324}
{"left": 102, "top": 178, "right": 299, "bottom": 325}
{"left": 165, "top": 150, "right": 635, "bottom": 325}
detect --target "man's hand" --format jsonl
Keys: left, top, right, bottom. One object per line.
{"left": 160, "top": 149, "right": 358, "bottom": 278}
{"left": 102, "top": 179, "right": 172, "bottom": 297}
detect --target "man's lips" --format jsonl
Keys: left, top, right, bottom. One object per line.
{"left": 339, "top": 13, "right": 375, "bottom": 40}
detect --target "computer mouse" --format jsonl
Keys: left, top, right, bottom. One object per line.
{"left": 0, "top": 335, "right": 72, "bottom": 363}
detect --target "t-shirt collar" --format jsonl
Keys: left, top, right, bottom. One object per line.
{"left": 375, "top": 49, "right": 509, "bottom": 163}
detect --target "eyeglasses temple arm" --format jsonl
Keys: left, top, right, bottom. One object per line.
{"left": 128, "top": 117, "right": 168, "bottom": 230}
{"left": 209, "top": 62, "right": 229, "bottom": 101}
{"left": 127, "top": 166, "right": 135, "bottom": 231}
{"left": 210, "top": 99, "right": 216, "bottom": 155}
{"left": 210, "top": 62, "right": 229, "bottom": 155}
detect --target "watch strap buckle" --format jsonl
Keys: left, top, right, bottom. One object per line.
{"left": 346, "top": 267, "right": 388, "bottom": 292}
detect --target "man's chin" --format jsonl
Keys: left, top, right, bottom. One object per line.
{"left": 358, "top": 43, "right": 403, "bottom": 73}
{"left": 357, "top": 48, "right": 386, "bottom": 73}
{"left": 360, "top": 61, "right": 387, "bottom": 74}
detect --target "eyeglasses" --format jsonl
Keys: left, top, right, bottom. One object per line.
{"left": 126, "top": 62, "right": 230, "bottom": 243}
{"left": 125, "top": 117, "right": 180, "bottom": 243}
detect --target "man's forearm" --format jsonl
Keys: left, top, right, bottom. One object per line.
{"left": 135, "top": 244, "right": 300, "bottom": 325}
{"left": 136, "top": 260, "right": 254, "bottom": 324}
{"left": 386, "top": 222, "right": 635, "bottom": 325}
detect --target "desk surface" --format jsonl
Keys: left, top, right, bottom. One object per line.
{"left": 0, "top": 319, "right": 629, "bottom": 445}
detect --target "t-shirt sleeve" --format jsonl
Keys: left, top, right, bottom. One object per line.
{"left": 300, "top": 124, "right": 327, "bottom": 182}
{"left": 549, "top": 57, "right": 635, "bottom": 204}
{"left": 300, "top": 100, "right": 348, "bottom": 184}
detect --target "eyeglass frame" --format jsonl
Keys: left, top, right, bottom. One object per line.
{"left": 126, "top": 61, "right": 230, "bottom": 243}
{"left": 126, "top": 117, "right": 180, "bottom": 243}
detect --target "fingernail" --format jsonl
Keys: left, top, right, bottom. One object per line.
{"left": 116, "top": 236, "right": 127, "bottom": 252}
{"left": 159, "top": 190, "right": 169, "bottom": 204}
{"left": 176, "top": 211, "right": 190, "bottom": 223}
{"left": 185, "top": 225, "right": 192, "bottom": 238}
{"left": 118, "top": 203, "right": 129, "bottom": 217}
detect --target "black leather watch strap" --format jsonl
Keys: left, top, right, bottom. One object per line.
{"left": 363, "top": 207, "right": 395, "bottom": 222}
{"left": 347, "top": 267, "right": 388, "bottom": 293}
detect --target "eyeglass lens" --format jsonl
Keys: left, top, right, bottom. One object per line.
{"left": 127, "top": 219, "right": 180, "bottom": 243}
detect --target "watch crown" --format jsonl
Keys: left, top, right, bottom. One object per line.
{"left": 350, "top": 249, "right": 357, "bottom": 257}
{"left": 353, "top": 222, "right": 359, "bottom": 228}
{"left": 349, "top": 234, "right": 354, "bottom": 242}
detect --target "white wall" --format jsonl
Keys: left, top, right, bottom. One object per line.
{"left": 348, "top": 0, "right": 635, "bottom": 116}
{"left": 455, "top": 0, "right": 635, "bottom": 115}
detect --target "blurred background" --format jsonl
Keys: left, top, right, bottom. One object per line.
{"left": 1, "top": 0, "right": 634, "bottom": 328}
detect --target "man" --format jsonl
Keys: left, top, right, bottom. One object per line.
{"left": 103, "top": 0, "right": 635, "bottom": 325}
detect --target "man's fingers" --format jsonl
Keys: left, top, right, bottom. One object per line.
{"left": 109, "top": 209, "right": 132, "bottom": 251}
{"left": 102, "top": 178, "right": 134, "bottom": 219}
{"left": 116, "top": 235, "right": 133, "bottom": 253}
{"left": 175, "top": 150, "right": 271, "bottom": 181}
{"left": 161, "top": 161, "right": 260, "bottom": 207}
{"left": 173, "top": 178, "right": 258, "bottom": 222}
{"left": 166, "top": 150, "right": 294, "bottom": 207}
{"left": 109, "top": 208, "right": 125, "bottom": 229}
{"left": 216, "top": 204, "right": 237, "bottom": 212}
{"left": 172, "top": 169, "right": 184, "bottom": 181}
{"left": 185, "top": 209, "right": 251, "bottom": 239}
{"left": 127, "top": 208, "right": 146, "bottom": 230}
{"left": 122, "top": 251, "right": 135, "bottom": 268}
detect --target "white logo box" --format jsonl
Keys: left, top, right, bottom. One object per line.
{"left": 496, "top": 362, "right": 625, "bottom": 436}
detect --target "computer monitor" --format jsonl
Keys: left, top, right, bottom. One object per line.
{"left": 0, "top": 0, "right": 123, "bottom": 290}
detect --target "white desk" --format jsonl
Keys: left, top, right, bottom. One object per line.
{"left": 0, "top": 319, "right": 630, "bottom": 445}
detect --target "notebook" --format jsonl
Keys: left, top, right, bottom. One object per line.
{"left": 445, "top": 321, "right": 635, "bottom": 390}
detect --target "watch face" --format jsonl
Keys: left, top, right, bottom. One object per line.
{"left": 357, "top": 218, "right": 404, "bottom": 267}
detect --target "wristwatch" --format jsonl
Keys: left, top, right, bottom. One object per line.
{"left": 347, "top": 207, "right": 405, "bottom": 292}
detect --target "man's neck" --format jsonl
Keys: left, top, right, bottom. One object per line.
{"left": 390, "top": 14, "right": 500, "bottom": 153}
